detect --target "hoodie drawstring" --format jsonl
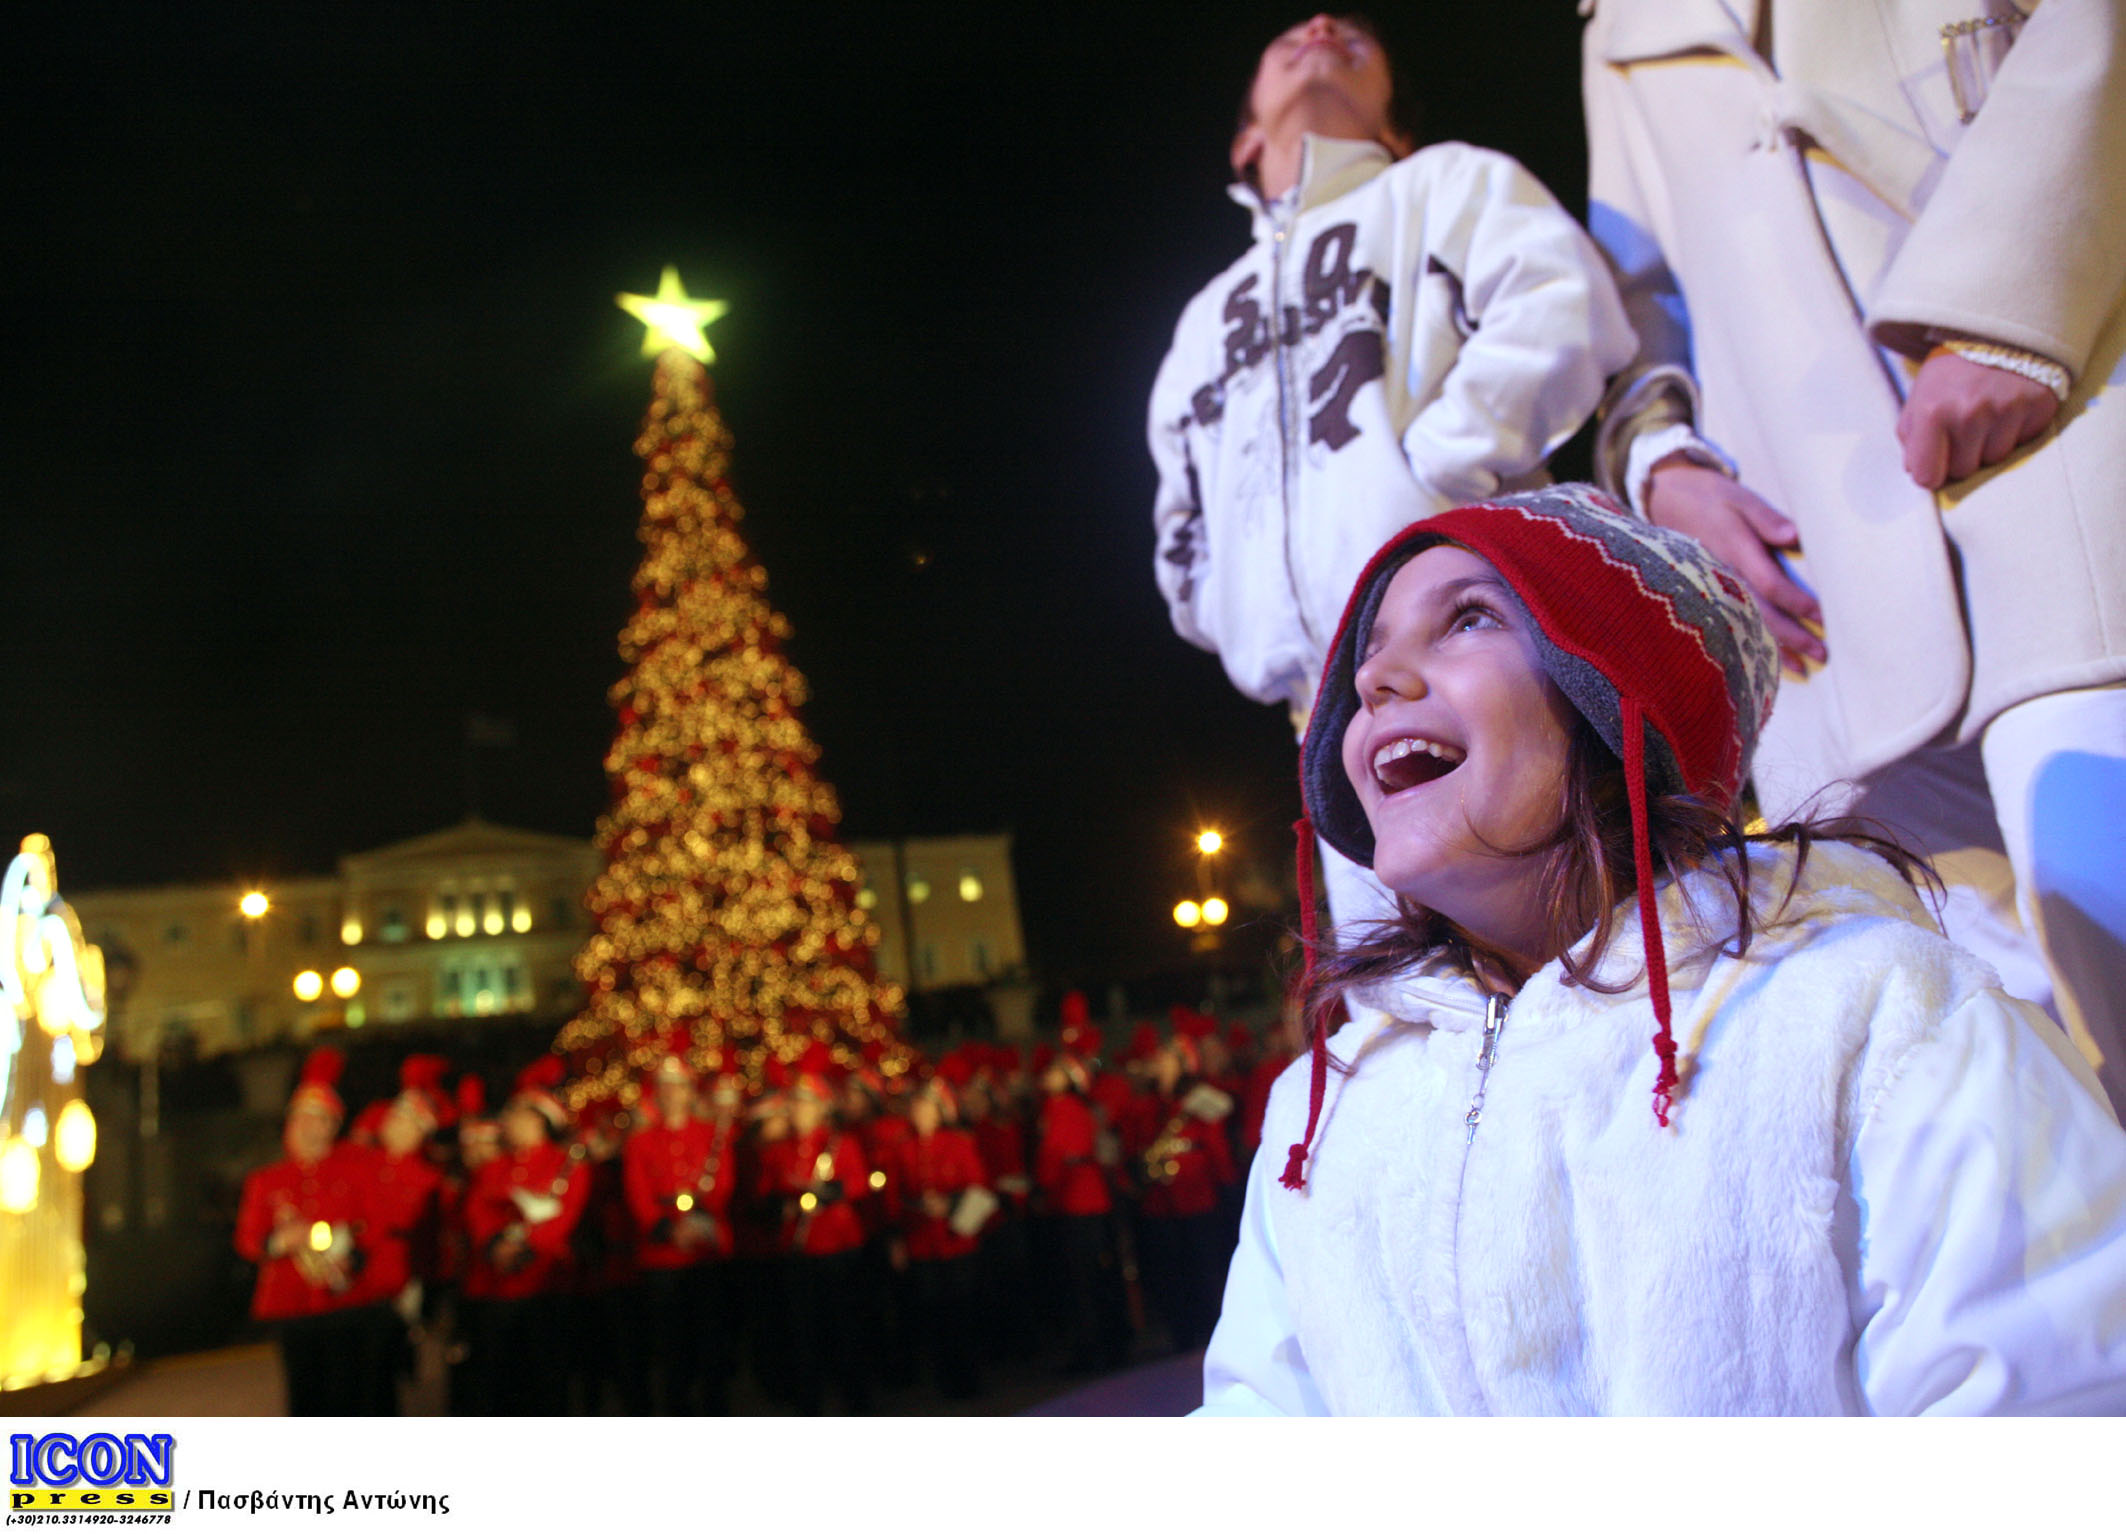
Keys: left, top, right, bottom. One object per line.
{"left": 1622, "top": 698, "right": 1679, "bottom": 1126}
{"left": 1282, "top": 816, "right": 1330, "bottom": 1190}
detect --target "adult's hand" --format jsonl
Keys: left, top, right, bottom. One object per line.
{"left": 1646, "top": 460, "right": 1824, "bottom": 676}
{"left": 1897, "top": 349, "right": 2059, "bottom": 490}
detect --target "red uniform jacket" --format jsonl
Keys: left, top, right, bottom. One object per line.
{"left": 349, "top": 1149, "right": 443, "bottom": 1306}
{"left": 856, "top": 1114, "right": 911, "bottom": 1238}
{"left": 1132, "top": 1095, "right": 1237, "bottom": 1220}
{"left": 887, "top": 1128, "right": 989, "bottom": 1262}
{"left": 233, "top": 1143, "right": 378, "bottom": 1321}
{"left": 462, "top": 1142, "right": 589, "bottom": 1302}
{"left": 622, "top": 1116, "right": 738, "bottom": 1270}
{"left": 972, "top": 1117, "right": 1030, "bottom": 1221}
{"left": 761, "top": 1128, "right": 870, "bottom": 1258}
{"left": 573, "top": 1153, "right": 637, "bottom": 1294}
{"left": 1035, "top": 1092, "right": 1112, "bottom": 1217}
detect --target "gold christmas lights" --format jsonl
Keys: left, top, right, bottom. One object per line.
{"left": 556, "top": 345, "right": 910, "bottom": 1109}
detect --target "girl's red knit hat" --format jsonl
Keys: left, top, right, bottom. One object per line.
{"left": 1282, "top": 485, "right": 1779, "bottom": 1190}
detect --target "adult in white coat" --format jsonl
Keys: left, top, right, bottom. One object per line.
{"left": 1148, "top": 14, "right": 1634, "bottom": 928}
{"left": 1580, "top": 0, "right": 2126, "bottom": 1115}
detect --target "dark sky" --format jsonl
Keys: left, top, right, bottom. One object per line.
{"left": 8, "top": 2, "right": 1592, "bottom": 984}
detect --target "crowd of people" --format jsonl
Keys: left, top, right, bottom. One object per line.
{"left": 233, "top": 997, "right": 1295, "bottom": 1415}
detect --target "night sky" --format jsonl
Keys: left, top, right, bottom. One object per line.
{"left": 9, "top": 2, "right": 1592, "bottom": 984}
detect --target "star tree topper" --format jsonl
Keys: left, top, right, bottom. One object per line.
{"left": 616, "top": 266, "right": 729, "bottom": 363}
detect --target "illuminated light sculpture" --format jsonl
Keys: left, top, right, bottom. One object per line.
{"left": 554, "top": 279, "right": 911, "bottom": 1110}
{"left": 0, "top": 835, "right": 107, "bottom": 1390}
{"left": 614, "top": 266, "right": 729, "bottom": 364}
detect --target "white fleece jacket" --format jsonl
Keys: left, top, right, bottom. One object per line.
{"left": 1200, "top": 840, "right": 2126, "bottom": 1415}
{"left": 1148, "top": 135, "right": 1635, "bottom": 716}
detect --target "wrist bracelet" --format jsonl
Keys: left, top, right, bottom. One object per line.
{"left": 1941, "top": 339, "right": 2071, "bottom": 402}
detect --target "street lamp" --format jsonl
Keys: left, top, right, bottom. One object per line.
{"left": 328, "top": 966, "right": 361, "bottom": 1000}
{"left": 238, "top": 891, "right": 269, "bottom": 919}
{"left": 1173, "top": 899, "right": 1203, "bottom": 929}
{"left": 292, "top": 970, "right": 324, "bottom": 1003}
{"left": 1201, "top": 896, "right": 1230, "bottom": 927}
{"left": 1195, "top": 829, "right": 1223, "bottom": 856}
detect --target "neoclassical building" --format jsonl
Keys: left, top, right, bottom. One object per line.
{"left": 73, "top": 822, "right": 1024, "bottom": 1060}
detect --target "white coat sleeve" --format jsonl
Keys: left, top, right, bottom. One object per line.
{"left": 1398, "top": 148, "right": 1637, "bottom": 507}
{"left": 1850, "top": 990, "right": 2126, "bottom": 1415}
{"left": 1868, "top": 0, "right": 2126, "bottom": 376}
{"left": 1194, "top": 1138, "right": 1330, "bottom": 1416}
{"left": 1147, "top": 320, "right": 1219, "bottom": 660}
{"left": 1579, "top": 20, "right": 1716, "bottom": 503}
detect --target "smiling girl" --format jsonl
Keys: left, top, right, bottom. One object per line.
{"left": 1199, "top": 485, "right": 2126, "bottom": 1415}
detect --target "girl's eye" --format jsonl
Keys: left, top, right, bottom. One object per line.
{"left": 1447, "top": 601, "right": 1501, "bottom": 634}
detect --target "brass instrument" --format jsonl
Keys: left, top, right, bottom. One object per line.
{"left": 1141, "top": 1111, "right": 1195, "bottom": 1185}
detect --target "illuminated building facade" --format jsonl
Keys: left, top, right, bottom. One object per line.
{"left": 72, "top": 823, "right": 1025, "bottom": 1060}
{"left": 73, "top": 821, "right": 599, "bottom": 1061}
{"left": 849, "top": 833, "right": 1026, "bottom": 991}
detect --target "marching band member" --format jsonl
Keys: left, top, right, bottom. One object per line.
{"left": 462, "top": 1056, "right": 588, "bottom": 1414}
{"left": 1131, "top": 1031, "right": 1237, "bottom": 1353}
{"left": 234, "top": 1047, "right": 390, "bottom": 1414}
{"left": 349, "top": 1063, "right": 448, "bottom": 1412}
{"left": 886, "top": 1073, "right": 992, "bottom": 1399}
{"left": 761, "top": 1045, "right": 875, "bottom": 1412}
{"left": 622, "top": 1046, "right": 740, "bottom": 1412}
{"left": 1036, "top": 1005, "right": 1131, "bottom": 1374}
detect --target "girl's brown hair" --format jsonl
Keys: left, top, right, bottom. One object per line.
{"left": 1300, "top": 713, "right": 1937, "bottom": 1052}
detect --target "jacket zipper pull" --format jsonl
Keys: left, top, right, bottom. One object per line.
{"left": 1464, "top": 993, "right": 1509, "bottom": 1147}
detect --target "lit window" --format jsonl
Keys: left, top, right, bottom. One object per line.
{"left": 907, "top": 877, "right": 932, "bottom": 905}
{"left": 379, "top": 907, "right": 409, "bottom": 944}
{"left": 455, "top": 906, "right": 477, "bottom": 938}
{"left": 511, "top": 904, "right": 532, "bottom": 933}
{"left": 482, "top": 895, "right": 504, "bottom": 936}
{"left": 856, "top": 887, "right": 878, "bottom": 910}
{"left": 958, "top": 870, "right": 983, "bottom": 903}
{"left": 425, "top": 912, "right": 448, "bottom": 941}
{"left": 341, "top": 915, "right": 363, "bottom": 945}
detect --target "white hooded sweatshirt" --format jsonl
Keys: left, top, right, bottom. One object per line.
{"left": 1148, "top": 135, "right": 1635, "bottom": 717}
{"left": 1200, "top": 840, "right": 2126, "bottom": 1414}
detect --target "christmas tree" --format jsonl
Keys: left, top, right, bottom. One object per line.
{"left": 557, "top": 269, "right": 911, "bottom": 1111}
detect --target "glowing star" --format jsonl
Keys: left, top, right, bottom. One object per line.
{"left": 616, "top": 266, "right": 729, "bottom": 363}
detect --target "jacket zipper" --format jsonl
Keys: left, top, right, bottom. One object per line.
{"left": 1463, "top": 992, "right": 1509, "bottom": 1147}
{"left": 1268, "top": 207, "right": 1318, "bottom": 651}
{"left": 1446, "top": 989, "right": 1510, "bottom": 1413}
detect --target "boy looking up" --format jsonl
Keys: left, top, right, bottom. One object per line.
{"left": 1148, "top": 14, "right": 1635, "bottom": 925}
